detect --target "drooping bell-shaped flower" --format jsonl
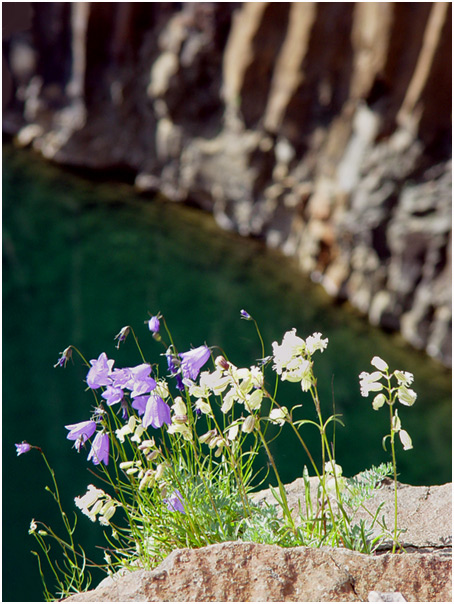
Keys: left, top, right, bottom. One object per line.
{"left": 131, "top": 395, "right": 149, "bottom": 416}
{"left": 101, "top": 386, "right": 124, "bottom": 406}
{"left": 396, "top": 385, "right": 417, "bottom": 406}
{"left": 65, "top": 420, "right": 97, "bottom": 451}
{"left": 164, "top": 489, "right": 185, "bottom": 513}
{"left": 179, "top": 345, "right": 211, "bottom": 381}
{"left": 15, "top": 441, "right": 32, "bottom": 456}
{"left": 148, "top": 316, "right": 160, "bottom": 334}
{"left": 268, "top": 407, "right": 288, "bottom": 426}
{"left": 87, "top": 431, "right": 110, "bottom": 465}
{"left": 143, "top": 394, "right": 171, "bottom": 429}
{"left": 86, "top": 353, "right": 115, "bottom": 389}
{"left": 165, "top": 347, "right": 185, "bottom": 391}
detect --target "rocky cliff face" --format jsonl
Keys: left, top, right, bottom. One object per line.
{"left": 3, "top": 3, "right": 452, "bottom": 365}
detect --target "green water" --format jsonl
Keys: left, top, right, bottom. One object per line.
{"left": 3, "top": 144, "right": 451, "bottom": 602}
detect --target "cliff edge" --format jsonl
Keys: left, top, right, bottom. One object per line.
{"left": 3, "top": 3, "right": 452, "bottom": 366}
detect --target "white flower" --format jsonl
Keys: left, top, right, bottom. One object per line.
{"left": 195, "top": 398, "right": 212, "bottom": 415}
{"left": 131, "top": 424, "right": 144, "bottom": 443}
{"left": 227, "top": 423, "right": 239, "bottom": 441}
{"left": 139, "top": 470, "right": 155, "bottom": 490}
{"left": 75, "top": 484, "right": 111, "bottom": 523}
{"left": 269, "top": 407, "right": 288, "bottom": 426}
{"left": 359, "top": 371, "right": 383, "bottom": 397}
{"left": 391, "top": 410, "right": 402, "bottom": 432}
{"left": 393, "top": 370, "right": 414, "bottom": 386}
{"left": 119, "top": 460, "right": 137, "bottom": 470}
{"left": 242, "top": 415, "right": 256, "bottom": 433}
{"left": 272, "top": 329, "right": 306, "bottom": 374}
{"left": 167, "top": 422, "right": 192, "bottom": 440}
{"left": 75, "top": 485, "right": 104, "bottom": 513}
{"left": 199, "top": 429, "right": 217, "bottom": 445}
{"left": 99, "top": 500, "right": 117, "bottom": 525}
{"left": 281, "top": 358, "right": 314, "bottom": 392}
{"left": 371, "top": 356, "right": 389, "bottom": 372}
{"left": 220, "top": 389, "right": 235, "bottom": 414}
{"left": 138, "top": 438, "right": 156, "bottom": 453}
{"left": 29, "top": 519, "right": 37, "bottom": 534}
{"left": 172, "top": 396, "right": 187, "bottom": 416}
{"left": 154, "top": 379, "right": 170, "bottom": 400}
{"left": 324, "top": 461, "right": 343, "bottom": 477}
{"left": 396, "top": 385, "right": 417, "bottom": 406}
{"left": 305, "top": 332, "right": 328, "bottom": 355}
{"left": 399, "top": 429, "right": 413, "bottom": 451}
{"left": 245, "top": 389, "right": 263, "bottom": 412}
{"left": 116, "top": 416, "right": 137, "bottom": 443}
{"left": 372, "top": 393, "right": 387, "bottom": 410}
{"left": 250, "top": 366, "right": 264, "bottom": 388}
{"left": 199, "top": 369, "right": 230, "bottom": 395}
{"left": 155, "top": 463, "right": 165, "bottom": 481}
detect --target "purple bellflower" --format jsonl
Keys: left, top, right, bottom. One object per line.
{"left": 164, "top": 489, "right": 186, "bottom": 513}
{"left": 65, "top": 420, "right": 97, "bottom": 452}
{"left": 110, "top": 367, "right": 132, "bottom": 389}
{"left": 131, "top": 395, "right": 148, "bottom": 416}
{"left": 15, "top": 441, "right": 32, "bottom": 456}
{"left": 87, "top": 431, "right": 110, "bottom": 465}
{"left": 101, "top": 385, "right": 124, "bottom": 406}
{"left": 179, "top": 345, "right": 211, "bottom": 381}
{"left": 240, "top": 309, "right": 252, "bottom": 320}
{"left": 166, "top": 348, "right": 185, "bottom": 391}
{"left": 86, "top": 353, "right": 115, "bottom": 389}
{"left": 143, "top": 394, "right": 171, "bottom": 429}
{"left": 127, "top": 364, "right": 157, "bottom": 398}
{"left": 148, "top": 316, "right": 160, "bottom": 334}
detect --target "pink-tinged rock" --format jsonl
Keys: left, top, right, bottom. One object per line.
{"left": 64, "top": 542, "right": 451, "bottom": 602}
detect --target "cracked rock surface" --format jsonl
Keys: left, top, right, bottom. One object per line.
{"left": 64, "top": 542, "right": 451, "bottom": 602}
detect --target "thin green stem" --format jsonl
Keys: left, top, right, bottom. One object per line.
{"left": 389, "top": 403, "right": 399, "bottom": 553}
{"left": 256, "top": 427, "right": 297, "bottom": 536}
{"left": 129, "top": 327, "right": 147, "bottom": 363}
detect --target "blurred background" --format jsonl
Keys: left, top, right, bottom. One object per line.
{"left": 3, "top": 3, "right": 451, "bottom": 602}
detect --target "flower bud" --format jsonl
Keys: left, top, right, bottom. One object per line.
{"left": 242, "top": 415, "right": 255, "bottom": 433}
{"left": 371, "top": 356, "right": 388, "bottom": 372}
{"left": 114, "top": 326, "right": 130, "bottom": 349}
{"left": 399, "top": 429, "right": 413, "bottom": 451}
{"left": 146, "top": 449, "right": 160, "bottom": 462}
{"left": 199, "top": 430, "right": 216, "bottom": 445}
{"left": 227, "top": 423, "right": 239, "bottom": 441}
{"left": 215, "top": 355, "right": 230, "bottom": 371}
{"left": 126, "top": 467, "right": 139, "bottom": 475}
{"left": 155, "top": 463, "right": 165, "bottom": 481}
{"left": 119, "top": 461, "right": 136, "bottom": 470}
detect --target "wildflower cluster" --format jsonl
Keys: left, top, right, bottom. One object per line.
{"left": 16, "top": 311, "right": 417, "bottom": 600}
{"left": 359, "top": 355, "right": 417, "bottom": 552}
{"left": 360, "top": 356, "right": 416, "bottom": 451}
